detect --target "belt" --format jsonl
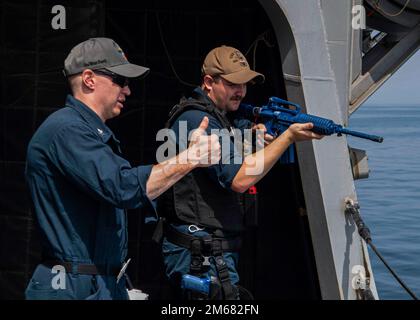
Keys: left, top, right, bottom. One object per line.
{"left": 43, "top": 260, "right": 121, "bottom": 276}
{"left": 165, "top": 224, "right": 242, "bottom": 252}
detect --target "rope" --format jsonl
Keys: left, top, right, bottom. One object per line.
{"left": 155, "top": 12, "right": 197, "bottom": 88}
{"left": 345, "top": 199, "right": 419, "bottom": 300}
{"left": 368, "top": 240, "right": 418, "bottom": 299}
{"left": 245, "top": 30, "right": 274, "bottom": 70}
{"left": 373, "top": 0, "right": 411, "bottom": 17}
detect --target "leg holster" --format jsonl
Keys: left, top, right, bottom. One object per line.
{"left": 165, "top": 224, "right": 241, "bottom": 300}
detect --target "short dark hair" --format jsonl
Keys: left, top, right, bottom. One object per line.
{"left": 201, "top": 74, "right": 221, "bottom": 86}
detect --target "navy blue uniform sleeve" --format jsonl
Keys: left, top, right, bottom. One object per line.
{"left": 48, "top": 123, "right": 157, "bottom": 211}
{"left": 172, "top": 110, "right": 242, "bottom": 190}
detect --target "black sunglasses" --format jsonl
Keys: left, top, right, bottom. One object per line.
{"left": 94, "top": 69, "right": 129, "bottom": 88}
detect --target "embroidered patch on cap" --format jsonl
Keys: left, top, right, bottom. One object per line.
{"left": 230, "top": 50, "right": 248, "bottom": 67}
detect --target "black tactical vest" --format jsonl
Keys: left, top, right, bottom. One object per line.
{"left": 158, "top": 91, "right": 245, "bottom": 232}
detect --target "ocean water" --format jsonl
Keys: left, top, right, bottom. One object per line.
{"left": 348, "top": 105, "right": 420, "bottom": 300}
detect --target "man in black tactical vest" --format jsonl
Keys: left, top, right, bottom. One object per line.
{"left": 155, "top": 45, "right": 323, "bottom": 300}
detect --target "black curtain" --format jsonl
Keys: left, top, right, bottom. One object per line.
{"left": 0, "top": 0, "right": 319, "bottom": 300}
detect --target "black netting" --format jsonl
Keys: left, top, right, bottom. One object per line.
{"left": 1, "top": 0, "right": 319, "bottom": 300}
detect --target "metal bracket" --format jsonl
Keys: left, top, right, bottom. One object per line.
{"left": 352, "top": 265, "right": 375, "bottom": 300}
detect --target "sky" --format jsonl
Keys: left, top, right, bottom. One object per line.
{"left": 363, "top": 50, "right": 420, "bottom": 107}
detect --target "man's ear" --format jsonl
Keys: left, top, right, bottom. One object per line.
{"left": 202, "top": 74, "right": 215, "bottom": 91}
{"left": 81, "top": 69, "right": 95, "bottom": 90}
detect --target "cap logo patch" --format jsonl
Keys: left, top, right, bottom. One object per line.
{"left": 117, "top": 46, "right": 128, "bottom": 61}
{"left": 83, "top": 59, "right": 107, "bottom": 67}
{"left": 229, "top": 50, "right": 248, "bottom": 67}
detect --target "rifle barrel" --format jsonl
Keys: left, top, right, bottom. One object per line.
{"left": 339, "top": 128, "right": 383, "bottom": 143}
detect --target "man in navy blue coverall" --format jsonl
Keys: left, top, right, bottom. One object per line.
{"left": 25, "top": 38, "right": 220, "bottom": 300}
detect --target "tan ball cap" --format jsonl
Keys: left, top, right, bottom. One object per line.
{"left": 202, "top": 45, "right": 265, "bottom": 84}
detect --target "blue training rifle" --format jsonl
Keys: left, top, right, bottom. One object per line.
{"left": 238, "top": 97, "right": 383, "bottom": 164}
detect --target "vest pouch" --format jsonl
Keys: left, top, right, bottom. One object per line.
{"left": 240, "top": 187, "right": 258, "bottom": 227}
